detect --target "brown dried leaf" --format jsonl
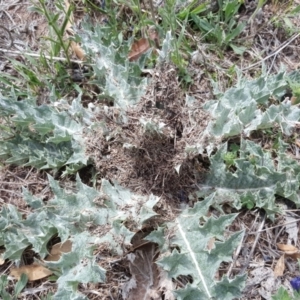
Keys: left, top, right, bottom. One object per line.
{"left": 291, "top": 96, "right": 300, "bottom": 105}
{"left": 295, "top": 139, "right": 300, "bottom": 148}
{"left": 128, "top": 38, "right": 151, "bottom": 62}
{"left": 70, "top": 41, "right": 85, "bottom": 60}
{"left": 207, "top": 237, "right": 215, "bottom": 251}
{"left": 64, "top": 0, "right": 74, "bottom": 34}
{"left": 45, "top": 240, "right": 72, "bottom": 262}
{"left": 10, "top": 263, "right": 52, "bottom": 281}
{"left": 289, "top": 252, "right": 300, "bottom": 260}
{"left": 64, "top": 0, "right": 85, "bottom": 60}
{"left": 274, "top": 255, "right": 285, "bottom": 278}
{"left": 276, "top": 243, "right": 298, "bottom": 254}
{"left": 277, "top": 243, "right": 300, "bottom": 260}
{"left": 128, "top": 30, "right": 159, "bottom": 62}
{"left": 122, "top": 242, "right": 160, "bottom": 300}
{"left": 0, "top": 250, "right": 5, "bottom": 265}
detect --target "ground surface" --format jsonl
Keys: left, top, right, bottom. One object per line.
{"left": 1, "top": 0, "right": 300, "bottom": 299}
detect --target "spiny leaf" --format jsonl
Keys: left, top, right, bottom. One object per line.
{"left": 198, "top": 139, "right": 300, "bottom": 219}
{"left": 204, "top": 72, "right": 298, "bottom": 137}
{"left": 157, "top": 196, "right": 245, "bottom": 299}
{"left": 0, "top": 95, "right": 89, "bottom": 173}
{"left": 145, "top": 226, "right": 167, "bottom": 250}
{"left": 46, "top": 233, "right": 105, "bottom": 300}
{"left": 157, "top": 31, "right": 174, "bottom": 62}
{"left": 80, "top": 24, "right": 148, "bottom": 110}
{"left": 96, "top": 179, "right": 159, "bottom": 255}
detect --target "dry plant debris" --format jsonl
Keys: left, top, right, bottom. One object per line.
{"left": 87, "top": 62, "right": 210, "bottom": 205}
{"left": 1, "top": 0, "right": 300, "bottom": 299}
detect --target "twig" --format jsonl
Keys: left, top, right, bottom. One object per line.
{"left": 250, "top": 217, "right": 300, "bottom": 234}
{"left": 0, "top": 25, "right": 13, "bottom": 48}
{"left": 0, "top": 181, "right": 32, "bottom": 185}
{"left": 0, "top": 48, "right": 88, "bottom": 65}
{"left": 227, "top": 224, "right": 244, "bottom": 278}
{"left": 0, "top": 189, "right": 22, "bottom": 196}
{"left": 242, "top": 32, "right": 300, "bottom": 71}
{"left": 239, "top": 212, "right": 265, "bottom": 275}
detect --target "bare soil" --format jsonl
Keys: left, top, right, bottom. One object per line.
{"left": 1, "top": 0, "right": 300, "bottom": 299}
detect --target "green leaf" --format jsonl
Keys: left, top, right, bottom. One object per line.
{"left": 204, "top": 72, "right": 292, "bottom": 137}
{"left": 53, "top": 287, "right": 88, "bottom": 300}
{"left": 213, "top": 274, "right": 246, "bottom": 300}
{"left": 100, "top": 179, "right": 159, "bottom": 227}
{"left": 271, "top": 286, "right": 291, "bottom": 300}
{"left": 96, "top": 179, "right": 159, "bottom": 254}
{"left": 24, "top": 214, "right": 57, "bottom": 258}
{"left": 80, "top": 24, "right": 148, "bottom": 110}
{"left": 0, "top": 95, "right": 89, "bottom": 173}
{"left": 157, "top": 197, "right": 245, "bottom": 299}
{"left": 229, "top": 44, "right": 246, "bottom": 55}
{"left": 158, "top": 31, "right": 174, "bottom": 62}
{"left": 22, "top": 188, "right": 44, "bottom": 209}
{"left": 291, "top": 5, "right": 300, "bottom": 14}
{"left": 177, "top": 1, "right": 207, "bottom": 20}
{"left": 139, "top": 194, "right": 159, "bottom": 223}
{"left": 0, "top": 275, "right": 10, "bottom": 300}
{"left": 46, "top": 232, "right": 105, "bottom": 299}
{"left": 14, "top": 273, "right": 28, "bottom": 297}
{"left": 225, "top": 22, "right": 246, "bottom": 43}
{"left": 2, "top": 233, "right": 29, "bottom": 261}
{"left": 95, "top": 220, "right": 134, "bottom": 256}
{"left": 145, "top": 226, "right": 166, "bottom": 250}
{"left": 158, "top": 249, "right": 193, "bottom": 278}
{"left": 192, "top": 15, "right": 214, "bottom": 32}
{"left": 198, "top": 139, "right": 300, "bottom": 219}
{"left": 140, "top": 118, "right": 166, "bottom": 134}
